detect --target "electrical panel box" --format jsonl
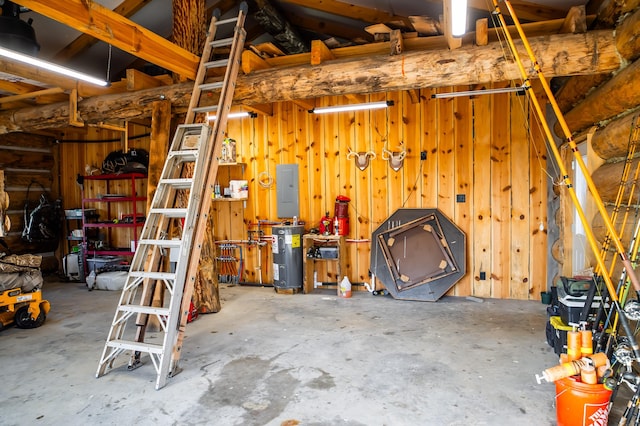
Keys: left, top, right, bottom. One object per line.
{"left": 276, "top": 164, "right": 299, "bottom": 218}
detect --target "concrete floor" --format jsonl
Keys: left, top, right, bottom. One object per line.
{"left": 1, "top": 277, "right": 561, "bottom": 426}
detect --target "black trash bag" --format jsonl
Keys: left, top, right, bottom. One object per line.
{"left": 102, "top": 148, "right": 149, "bottom": 174}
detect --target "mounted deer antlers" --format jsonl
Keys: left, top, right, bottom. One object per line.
{"left": 382, "top": 143, "right": 406, "bottom": 171}
{"left": 347, "top": 147, "right": 376, "bottom": 171}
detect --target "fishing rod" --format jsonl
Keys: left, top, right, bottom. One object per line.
{"left": 492, "top": 0, "right": 640, "bottom": 359}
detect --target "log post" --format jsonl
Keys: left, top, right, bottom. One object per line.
{"left": 171, "top": 0, "right": 221, "bottom": 314}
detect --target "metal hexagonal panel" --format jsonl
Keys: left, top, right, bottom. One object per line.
{"left": 371, "top": 208, "right": 466, "bottom": 301}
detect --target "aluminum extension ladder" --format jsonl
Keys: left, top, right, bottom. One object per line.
{"left": 96, "top": 2, "right": 248, "bottom": 390}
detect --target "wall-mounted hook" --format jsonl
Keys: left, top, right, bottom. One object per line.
{"left": 347, "top": 147, "right": 376, "bottom": 171}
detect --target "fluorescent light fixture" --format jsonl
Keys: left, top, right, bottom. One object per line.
{"left": 309, "top": 100, "right": 394, "bottom": 114}
{"left": 0, "top": 46, "right": 109, "bottom": 87}
{"left": 431, "top": 85, "right": 528, "bottom": 99}
{"left": 207, "top": 111, "right": 257, "bottom": 120}
{"left": 451, "top": 0, "right": 468, "bottom": 37}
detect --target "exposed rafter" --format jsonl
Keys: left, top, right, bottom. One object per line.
{"left": 12, "top": 0, "right": 200, "bottom": 79}
{"left": 52, "top": 0, "right": 152, "bottom": 63}
{"left": 467, "top": 0, "right": 568, "bottom": 21}
{"left": 279, "top": 0, "right": 413, "bottom": 27}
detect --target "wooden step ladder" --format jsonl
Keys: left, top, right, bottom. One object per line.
{"left": 96, "top": 2, "right": 248, "bottom": 390}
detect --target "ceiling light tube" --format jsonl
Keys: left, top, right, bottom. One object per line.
{"left": 309, "top": 100, "right": 394, "bottom": 114}
{"left": 431, "top": 85, "right": 528, "bottom": 99}
{"left": 451, "top": 0, "right": 468, "bottom": 37}
{"left": 208, "top": 111, "right": 257, "bottom": 120}
{"left": 0, "top": 46, "right": 109, "bottom": 87}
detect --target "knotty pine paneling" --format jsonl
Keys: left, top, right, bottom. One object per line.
{"left": 230, "top": 88, "right": 547, "bottom": 300}
{"left": 57, "top": 88, "right": 549, "bottom": 300}
{"left": 452, "top": 94, "right": 473, "bottom": 296}
{"left": 491, "top": 93, "right": 512, "bottom": 299}
{"left": 59, "top": 124, "right": 151, "bottom": 251}
{"left": 472, "top": 93, "right": 493, "bottom": 298}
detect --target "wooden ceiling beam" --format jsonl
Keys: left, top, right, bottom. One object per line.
{"left": 0, "top": 88, "right": 64, "bottom": 104}
{"left": 126, "top": 69, "right": 167, "bottom": 91}
{"left": 467, "top": 0, "right": 567, "bottom": 21}
{"left": 53, "top": 0, "right": 151, "bottom": 62}
{"left": 311, "top": 40, "right": 335, "bottom": 66}
{"left": 229, "top": 31, "right": 622, "bottom": 105}
{"left": 282, "top": 10, "right": 372, "bottom": 42}
{"left": 241, "top": 50, "right": 271, "bottom": 74}
{"left": 560, "top": 5, "right": 587, "bottom": 34}
{"left": 0, "top": 30, "right": 621, "bottom": 134}
{"left": 12, "top": 0, "right": 200, "bottom": 79}
{"left": 279, "top": 0, "right": 413, "bottom": 27}
{"left": 0, "top": 79, "right": 45, "bottom": 95}
{"left": 251, "top": 17, "right": 578, "bottom": 71}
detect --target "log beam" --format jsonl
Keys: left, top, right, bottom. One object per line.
{"left": 616, "top": 7, "right": 640, "bottom": 62}
{"left": 589, "top": 0, "right": 640, "bottom": 27}
{"left": 233, "top": 31, "right": 619, "bottom": 105}
{"left": 0, "top": 30, "right": 621, "bottom": 134}
{"left": 591, "top": 157, "right": 640, "bottom": 204}
{"left": 591, "top": 112, "right": 640, "bottom": 160}
{"left": 560, "top": 58, "right": 640, "bottom": 135}
{"left": 553, "top": 73, "right": 610, "bottom": 113}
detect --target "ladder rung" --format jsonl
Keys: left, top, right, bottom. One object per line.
{"left": 192, "top": 105, "right": 219, "bottom": 114}
{"left": 129, "top": 271, "right": 177, "bottom": 281}
{"left": 168, "top": 150, "right": 198, "bottom": 161}
{"left": 215, "top": 17, "right": 238, "bottom": 26}
{"left": 210, "top": 37, "right": 234, "bottom": 48}
{"left": 119, "top": 305, "right": 171, "bottom": 316}
{"left": 138, "top": 239, "right": 183, "bottom": 248}
{"left": 159, "top": 178, "right": 193, "bottom": 189}
{"left": 199, "top": 81, "right": 224, "bottom": 91}
{"left": 179, "top": 123, "right": 207, "bottom": 132}
{"left": 204, "top": 59, "right": 229, "bottom": 69}
{"left": 106, "top": 339, "right": 164, "bottom": 354}
{"left": 149, "top": 208, "right": 188, "bottom": 218}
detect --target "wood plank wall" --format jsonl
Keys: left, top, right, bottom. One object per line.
{"left": 220, "top": 87, "right": 549, "bottom": 300}
{"left": 0, "top": 132, "right": 59, "bottom": 269}
{"left": 53, "top": 87, "right": 549, "bottom": 300}
{"left": 58, "top": 124, "right": 151, "bottom": 250}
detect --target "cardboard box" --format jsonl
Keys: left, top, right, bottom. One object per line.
{"left": 229, "top": 180, "right": 248, "bottom": 199}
